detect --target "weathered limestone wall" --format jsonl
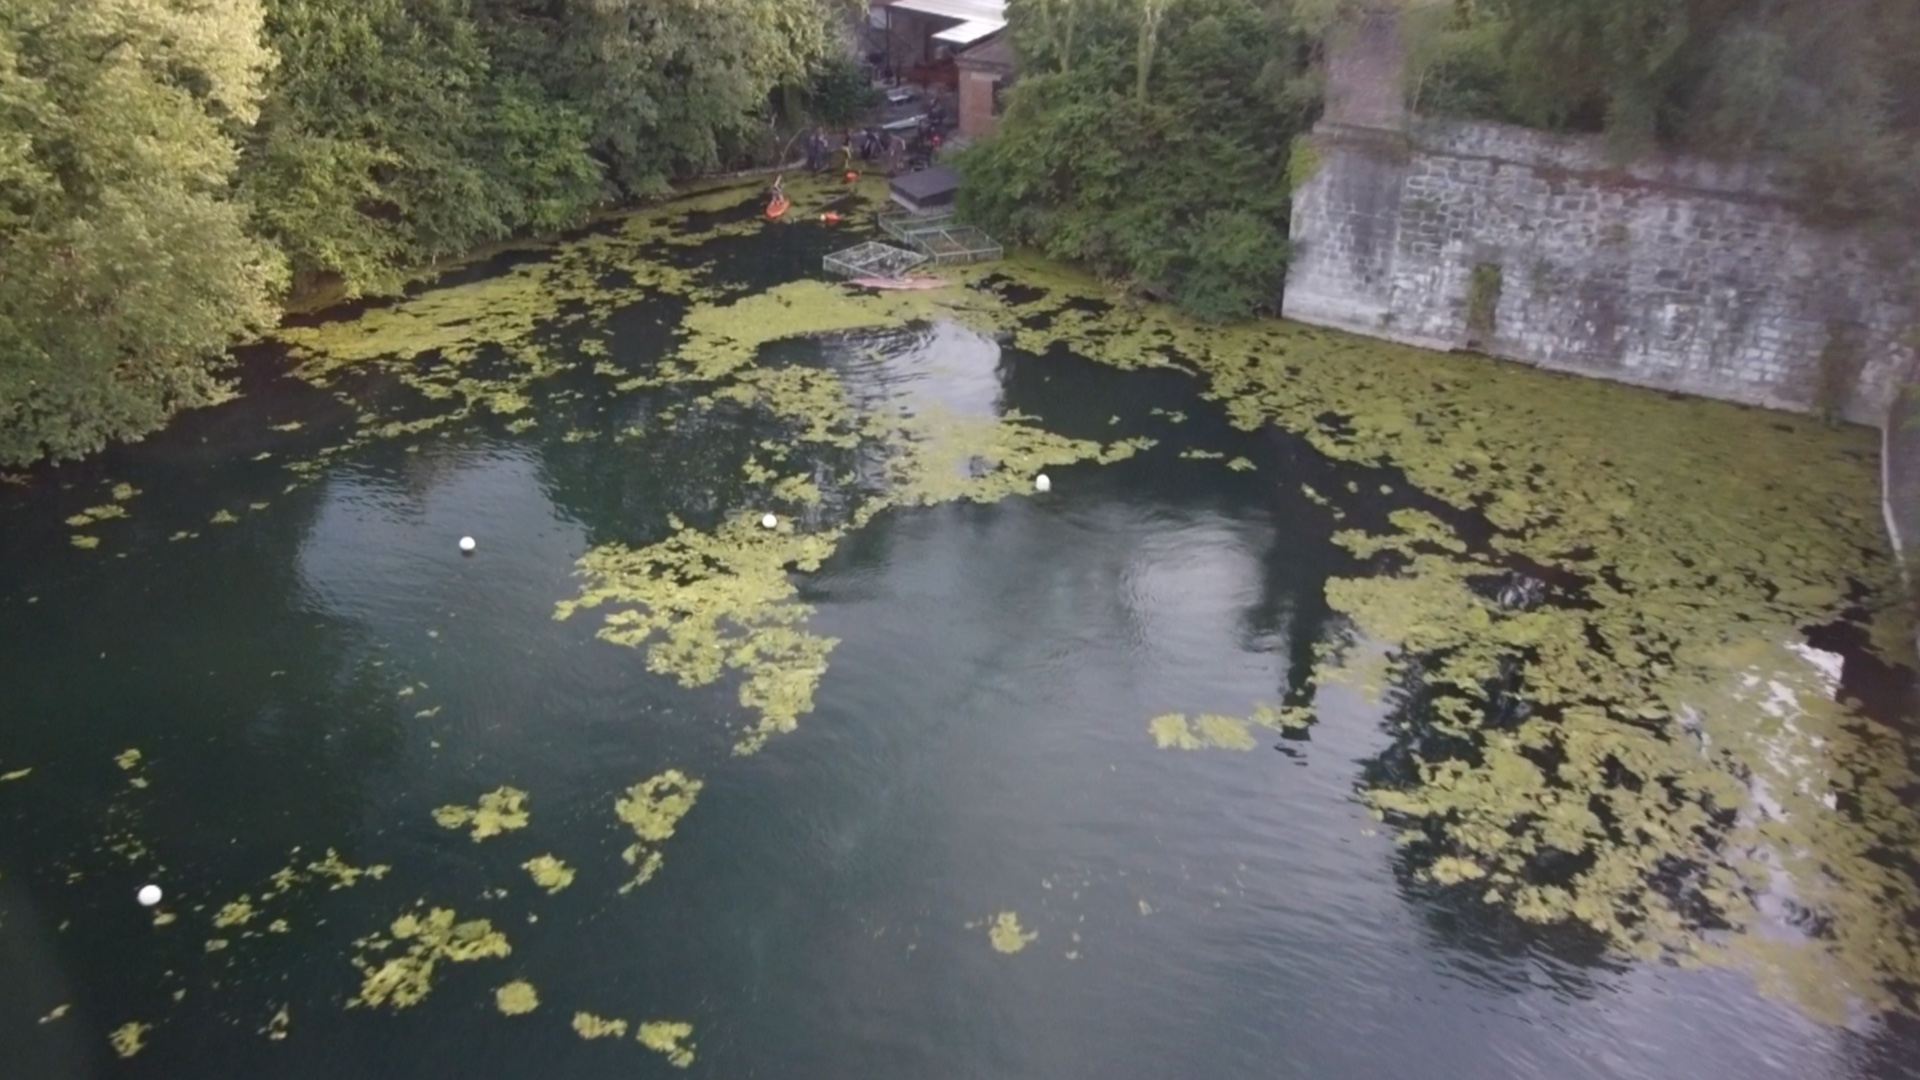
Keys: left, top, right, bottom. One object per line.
{"left": 1283, "top": 19, "right": 1916, "bottom": 425}
{"left": 1886, "top": 391, "right": 1920, "bottom": 658}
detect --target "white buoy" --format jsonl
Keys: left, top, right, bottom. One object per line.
{"left": 760, "top": 513, "right": 778, "bottom": 529}
{"left": 459, "top": 536, "right": 476, "bottom": 553}
{"left": 1034, "top": 474, "right": 1051, "bottom": 493}
{"left": 137, "top": 884, "right": 162, "bottom": 907}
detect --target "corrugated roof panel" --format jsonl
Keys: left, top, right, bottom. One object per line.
{"left": 932, "top": 19, "right": 1003, "bottom": 45}
{"left": 881, "top": 0, "right": 1007, "bottom": 26}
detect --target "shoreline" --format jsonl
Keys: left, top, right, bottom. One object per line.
{"left": 278, "top": 161, "right": 807, "bottom": 318}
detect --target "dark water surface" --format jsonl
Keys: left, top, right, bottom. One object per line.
{"left": 3, "top": 215, "right": 1919, "bottom": 1079}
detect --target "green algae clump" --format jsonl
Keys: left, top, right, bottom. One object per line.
{"left": 557, "top": 515, "right": 843, "bottom": 755}
{"left": 495, "top": 980, "right": 540, "bottom": 1016}
{"left": 108, "top": 1021, "right": 151, "bottom": 1058}
{"left": 614, "top": 770, "right": 703, "bottom": 892}
{"left": 296, "top": 848, "right": 392, "bottom": 892}
{"left": 211, "top": 898, "right": 257, "bottom": 929}
{"left": 349, "top": 907, "right": 511, "bottom": 1010}
{"left": 573, "top": 1012, "right": 628, "bottom": 1039}
{"left": 638, "top": 1021, "right": 696, "bottom": 1068}
{"left": 1151, "top": 706, "right": 1307, "bottom": 750}
{"left": 432, "top": 786, "right": 531, "bottom": 841}
{"left": 988, "top": 912, "right": 1037, "bottom": 954}
{"left": 522, "top": 855, "right": 575, "bottom": 894}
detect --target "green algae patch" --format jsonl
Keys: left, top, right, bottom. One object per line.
{"left": 495, "top": 980, "right": 540, "bottom": 1015}
{"left": 1150, "top": 713, "right": 1256, "bottom": 750}
{"left": 115, "top": 749, "right": 141, "bottom": 771}
{"left": 212, "top": 898, "right": 257, "bottom": 929}
{"left": 634, "top": 279, "right": 915, "bottom": 388}
{"left": 614, "top": 771, "right": 703, "bottom": 892}
{"left": 988, "top": 912, "right": 1037, "bottom": 954}
{"left": 108, "top": 1021, "right": 151, "bottom": 1058}
{"left": 433, "top": 786, "right": 531, "bottom": 841}
{"left": 1152, "top": 705, "right": 1309, "bottom": 750}
{"left": 349, "top": 907, "right": 511, "bottom": 1010}
{"left": 66, "top": 503, "right": 127, "bottom": 527}
{"left": 522, "top": 855, "right": 575, "bottom": 894}
{"left": 558, "top": 516, "right": 842, "bottom": 755}
{"left": 262, "top": 1006, "right": 290, "bottom": 1041}
{"left": 638, "top": 1021, "right": 696, "bottom": 1067}
{"left": 944, "top": 256, "right": 1917, "bottom": 1020}
{"left": 531, "top": 268, "right": 1146, "bottom": 755}
{"left": 295, "top": 848, "right": 392, "bottom": 892}
{"left": 573, "top": 1012, "right": 628, "bottom": 1039}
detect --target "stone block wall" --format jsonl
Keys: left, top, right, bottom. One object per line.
{"left": 1886, "top": 391, "right": 1920, "bottom": 660}
{"left": 1284, "top": 118, "right": 1916, "bottom": 424}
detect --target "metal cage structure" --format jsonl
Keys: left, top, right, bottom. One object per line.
{"left": 823, "top": 241, "right": 930, "bottom": 280}
{"left": 876, "top": 206, "right": 1003, "bottom": 266}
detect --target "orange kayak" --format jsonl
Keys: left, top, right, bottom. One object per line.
{"left": 766, "top": 194, "right": 791, "bottom": 220}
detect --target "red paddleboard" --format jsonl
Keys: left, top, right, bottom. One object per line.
{"left": 849, "top": 277, "right": 948, "bottom": 290}
{"left": 766, "top": 194, "right": 791, "bottom": 220}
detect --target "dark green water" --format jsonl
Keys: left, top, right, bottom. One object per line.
{"left": 2, "top": 223, "right": 1918, "bottom": 1079}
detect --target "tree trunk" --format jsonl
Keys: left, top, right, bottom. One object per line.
{"left": 1136, "top": 0, "right": 1165, "bottom": 104}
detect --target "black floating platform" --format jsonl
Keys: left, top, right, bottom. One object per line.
{"left": 889, "top": 167, "right": 961, "bottom": 213}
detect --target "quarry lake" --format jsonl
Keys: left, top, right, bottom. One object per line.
{"left": 3, "top": 178, "right": 1918, "bottom": 1080}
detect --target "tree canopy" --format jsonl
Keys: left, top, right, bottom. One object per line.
{"left": 0, "top": 0, "right": 287, "bottom": 465}
{"left": 0, "top": 0, "right": 852, "bottom": 467}
{"left": 954, "top": 0, "right": 1318, "bottom": 321}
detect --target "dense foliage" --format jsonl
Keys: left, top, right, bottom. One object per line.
{"left": 1404, "top": 0, "right": 1920, "bottom": 224}
{"left": 0, "top": 0, "right": 852, "bottom": 466}
{"left": 0, "top": 0, "right": 287, "bottom": 465}
{"left": 952, "top": 0, "right": 1318, "bottom": 322}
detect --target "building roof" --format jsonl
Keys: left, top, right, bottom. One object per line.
{"left": 877, "top": 0, "right": 1004, "bottom": 22}
{"left": 957, "top": 33, "right": 1014, "bottom": 70}
{"left": 935, "top": 19, "right": 1003, "bottom": 45}
{"left": 880, "top": 0, "right": 1007, "bottom": 44}
{"left": 890, "top": 167, "right": 962, "bottom": 204}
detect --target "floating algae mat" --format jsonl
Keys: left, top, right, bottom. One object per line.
{"left": 541, "top": 247, "right": 1915, "bottom": 1021}
{"left": 4, "top": 171, "right": 1919, "bottom": 1075}
{"left": 349, "top": 907, "right": 512, "bottom": 1010}
{"left": 432, "top": 785, "right": 531, "bottom": 841}
{"left": 941, "top": 259, "right": 1918, "bottom": 1019}
{"left": 613, "top": 770, "right": 704, "bottom": 891}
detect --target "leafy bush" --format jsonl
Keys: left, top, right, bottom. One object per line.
{"left": 954, "top": 0, "right": 1309, "bottom": 321}
{"left": 807, "top": 55, "right": 883, "bottom": 128}
{"left": 0, "top": 0, "right": 286, "bottom": 466}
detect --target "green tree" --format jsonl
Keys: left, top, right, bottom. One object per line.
{"left": 243, "top": 0, "right": 604, "bottom": 298}
{"left": 955, "top": 0, "right": 1311, "bottom": 320}
{"left": 805, "top": 54, "right": 884, "bottom": 128}
{"left": 481, "top": 0, "right": 853, "bottom": 196}
{"left": 0, "top": 0, "right": 287, "bottom": 466}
